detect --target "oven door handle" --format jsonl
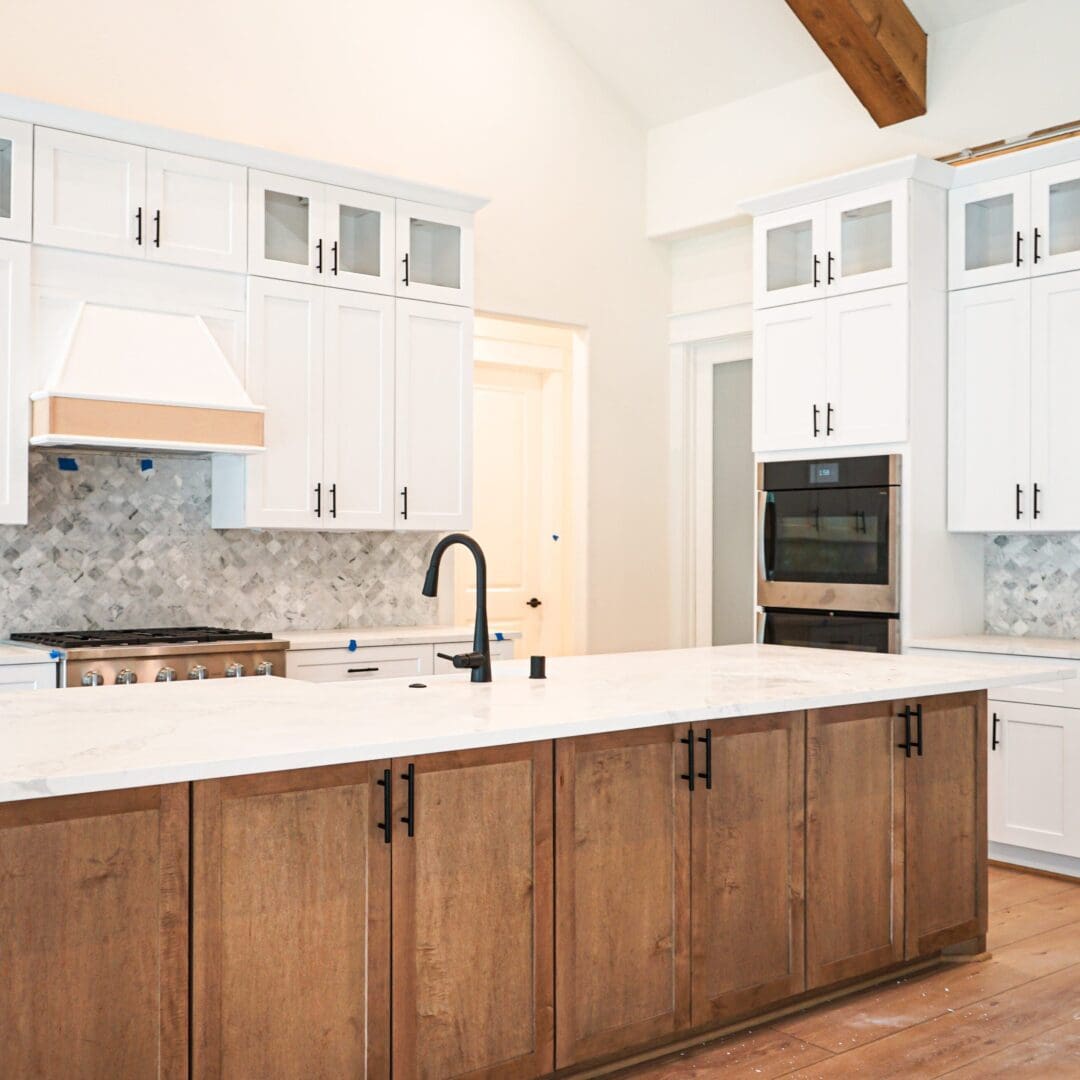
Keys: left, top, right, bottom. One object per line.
{"left": 758, "top": 492, "right": 777, "bottom": 583}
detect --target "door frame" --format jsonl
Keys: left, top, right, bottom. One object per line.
{"left": 669, "top": 305, "right": 753, "bottom": 647}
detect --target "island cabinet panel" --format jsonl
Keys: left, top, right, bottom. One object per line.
{"left": 0, "top": 785, "right": 188, "bottom": 1080}
{"left": 690, "top": 713, "right": 806, "bottom": 1026}
{"left": 392, "top": 742, "right": 554, "bottom": 1080}
{"left": 806, "top": 702, "right": 906, "bottom": 989}
{"left": 554, "top": 726, "right": 691, "bottom": 1069}
{"left": 902, "top": 691, "right": 988, "bottom": 958}
{"left": 192, "top": 763, "right": 391, "bottom": 1080}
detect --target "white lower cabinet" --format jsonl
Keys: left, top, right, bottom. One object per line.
{"left": 0, "top": 661, "right": 58, "bottom": 691}
{"left": 0, "top": 240, "right": 29, "bottom": 525}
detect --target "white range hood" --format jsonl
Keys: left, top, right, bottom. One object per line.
{"left": 31, "top": 301, "right": 264, "bottom": 454}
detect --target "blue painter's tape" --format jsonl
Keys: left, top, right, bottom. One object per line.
{"left": 495, "top": 632, "right": 505, "bottom": 641}
{"left": 140, "top": 458, "right": 153, "bottom": 471}
{"left": 58, "top": 457, "right": 78, "bottom": 472}
{"left": 552, "top": 533, "right": 560, "bottom": 541}
{"left": 348, "top": 639, "right": 358, "bottom": 652}
{"left": 49, "top": 649, "right": 62, "bottom": 659}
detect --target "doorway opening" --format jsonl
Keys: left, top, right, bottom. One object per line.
{"left": 454, "top": 314, "right": 588, "bottom": 658}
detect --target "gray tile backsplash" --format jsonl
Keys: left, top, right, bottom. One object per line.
{"left": 0, "top": 452, "right": 440, "bottom": 633}
{"left": 985, "top": 533, "right": 1080, "bottom": 637}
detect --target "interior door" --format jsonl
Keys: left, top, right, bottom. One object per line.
{"left": 248, "top": 169, "right": 324, "bottom": 284}
{"left": 322, "top": 289, "right": 395, "bottom": 529}
{"left": 752, "top": 201, "right": 826, "bottom": 309}
{"left": 395, "top": 299, "right": 473, "bottom": 531}
{"left": 825, "top": 181, "right": 908, "bottom": 297}
{"left": 947, "top": 280, "right": 1031, "bottom": 531}
{"left": 33, "top": 127, "right": 147, "bottom": 257}
{"left": 825, "top": 284, "right": 908, "bottom": 447}
{"left": 1030, "top": 160, "right": 1080, "bottom": 277}
{"left": 145, "top": 150, "right": 247, "bottom": 272}
{"left": 324, "top": 184, "right": 396, "bottom": 295}
{"left": 0, "top": 117, "right": 32, "bottom": 242}
{"left": 0, "top": 240, "right": 29, "bottom": 525}
{"left": 395, "top": 199, "right": 475, "bottom": 306}
{"left": 948, "top": 175, "right": 1031, "bottom": 290}
{"left": 1030, "top": 270, "right": 1080, "bottom": 530}
{"left": 244, "top": 277, "right": 325, "bottom": 527}
{"left": 752, "top": 300, "right": 827, "bottom": 452}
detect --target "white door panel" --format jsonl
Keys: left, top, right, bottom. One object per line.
{"left": 0, "top": 118, "right": 32, "bottom": 242}
{"left": 395, "top": 199, "right": 474, "bottom": 306}
{"left": 949, "top": 176, "right": 1031, "bottom": 290}
{"left": 248, "top": 170, "right": 324, "bottom": 284}
{"left": 0, "top": 240, "right": 29, "bottom": 524}
{"left": 1030, "top": 160, "right": 1080, "bottom": 277}
{"left": 825, "top": 181, "right": 908, "bottom": 296}
{"left": 752, "top": 202, "right": 826, "bottom": 309}
{"left": 324, "top": 184, "right": 395, "bottom": 295}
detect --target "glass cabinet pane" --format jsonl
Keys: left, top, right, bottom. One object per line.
{"left": 0, "top": 138, "right": 11, "bottom": 221}
{"left": 1049, "top": 178, "right": 1080, "bottom": 257}
{"left": 766, "top": 219, "right": 813, "bottom": 292}
{"left": 965, "top": 193, "right": 1014, "bottom": 271}
{"left": 338, "top": 204, "right": 381, "bottom": 277}
{"left": 264, "top": 189, "right": 310, "bottom": 265}
{"left": 409, "top": 217, "right": 461, "bottom": 289}
{"left": 840, "top": 200, "right": 892, "bottom": 277}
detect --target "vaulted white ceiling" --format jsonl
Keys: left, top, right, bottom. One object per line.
{"left": 531, "top": 0, "right": 1028, "bottom": 127}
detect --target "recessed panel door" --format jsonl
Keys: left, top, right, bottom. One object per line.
{"left": 324, "top": 184, "right": 395, "bottom": 295}
{"left": 752, "top": 201, "right": 827, "bottom": 308}
{"left": 825, "top": 181, "right": 908, "bottom": 297}
{"left": 949, "top": 176, "right": 1031, "bottom": 290}
{"left": 396, "top": 199, "right": 474, "bottom": 306}
{"left": 0, "top": 117, "right": 31, "bottom": 242}
{"left": 248, "top": 170, "right": 324, "bottom": 284}
{"left": 1031, "top": 160, "right": 1080, "bottom": 277}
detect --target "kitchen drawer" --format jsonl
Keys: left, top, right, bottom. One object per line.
{"left": 905, "top": 647, "right": 1079, "bottom": 708}
{"left": 285, "top": 644, "right": 432, "bottom": 683}
{"left": 433, "top": 637, "right": 516, "bottom": 673}
{"left": 0, "top": 661, "right": 59, "bottom": 691}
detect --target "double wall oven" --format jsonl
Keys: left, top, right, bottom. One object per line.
{"left": 757, "top": 454, "right": 900, "bottom": 653}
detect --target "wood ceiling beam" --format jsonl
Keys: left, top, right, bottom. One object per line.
{"left": 785, "top": 0, "right": 927, "bottom": 127}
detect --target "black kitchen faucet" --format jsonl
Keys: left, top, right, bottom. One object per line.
{"left": 421, "top": 533, "right": 492, "bottom": 683}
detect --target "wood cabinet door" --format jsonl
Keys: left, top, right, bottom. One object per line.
{"left": 555, "top": 726, "right": 690, "bottom": 1068}
{"left": 0, "top": 785, "right": 188, "bottom": 1079}
{"left": 691, "top": 713, "right": 805, "bottom": 1025}
{"left": 903, "top": 691, "right": 987, "bottom": 958}
{"left": 392, "top": 742, "right": 553, "bottom": 1080}
{"left": 193, "top": 762, "right": 391, "bottom": 1079}
{"left": 806, "top": 701, "right": 905, "bottom": 989}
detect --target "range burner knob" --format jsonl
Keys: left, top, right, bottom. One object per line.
{"left": 116, "top": 668, "right": 138, "bottom": 685}
{"left": 225, "top": 662, "right": 245, "bottom": 678}
{"left": 155, "top": 667, "right": 177, "bottom": 683}
{"left": 188, "top": 664, "right": 208, "bottom": 680}
{"left": 255, "top": 660, "right": 274, "bottom": 677}
{"left": 81, "top": 670, "right": 104, "bottom": 687}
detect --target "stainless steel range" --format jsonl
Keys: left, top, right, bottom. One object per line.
{"left": 9, "top": 627, "right": 289, "bottom": 687}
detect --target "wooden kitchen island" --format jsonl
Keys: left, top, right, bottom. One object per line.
{"left": 0, "top": 645, "right": 1065, "bottom": 1079}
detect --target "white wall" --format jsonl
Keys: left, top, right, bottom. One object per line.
{"left": 0, "top": 0, "right": 672, "bottom": 653}
{"left": 649, "top": 0, "right": 1080, "bottom": 235}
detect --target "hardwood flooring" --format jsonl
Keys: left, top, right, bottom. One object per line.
{"left": 618, "top": 866, "right": 1080, "bottom": 1079}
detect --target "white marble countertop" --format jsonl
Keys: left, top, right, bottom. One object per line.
{"left": 0, "top": 643, "right": 59, "bottom": 665}
{"left": 0, "top": 643, "right": 1070, "bottom": 803}
{"left": 276, "top": 625, "right": 523, "bottom": 650}
{"left": 908, "top": 634, "right": 1080, "bottom": 661}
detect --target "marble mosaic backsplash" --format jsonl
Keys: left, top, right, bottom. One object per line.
{"left": 985, "top": 533, "right": 1080, "bottom": 637}
{"left": 0, "top": 452, "right": 441, "bottom": 634}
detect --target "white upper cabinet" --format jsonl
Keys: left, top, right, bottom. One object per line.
{"left": 248, "top": 171, "right": 395, "bottom": 294}
{"left": 0, "top": 118, "right": 32, "bottom": 242}
{"left": 949, "top": 176, "right": 1031, "bottom": 290}
{"left": 753, "top": 182, "right": 908, "bottom": 308}
{"left": 395, "top": 299, "right": 473, "bottom": 530}
{"left": 1031, "top": 161, "right": 1080, "bottom": 277}
{"left": 395, "top": 200, "right": 474, "bottom": 307}
{"left": 0, "top": 240, "right": 29, "bottom": 524}
{"left": 145, "top": 150, "right": 246, "bottom": 272}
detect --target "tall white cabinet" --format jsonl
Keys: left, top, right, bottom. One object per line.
{"left": 0, "top": 240, "right": 29, "bottom": 524}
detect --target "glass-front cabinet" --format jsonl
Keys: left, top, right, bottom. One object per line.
{"left": 948, "top": 176, "right": 1031, "bottom": 290}
{"left": 753, "top": 203, "right": 826, "bottom": 308}
{"left": 1031, "top": 161, "right": 1080, "bottom": 277}
{"left": 0, "top": 118, "right": 31, "bottom": 242}
{"left": 395, "top": 199, "right": 474, "bottom": 306}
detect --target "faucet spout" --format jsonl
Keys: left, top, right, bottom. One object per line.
{"left": 422, "top": 533, "right": 492, "bottom": 683}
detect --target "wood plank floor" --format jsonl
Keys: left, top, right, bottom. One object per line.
{"left": 619, "top": 866, "right": 1080, "bottom": 1079}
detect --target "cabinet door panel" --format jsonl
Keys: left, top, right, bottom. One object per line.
{"left": 33, "top": 128, "right": 146, "bottom": 257}
{"left": 1031, "top": 160, "right": 1080, "bottom": 277}
{"left": 752, "top": 300, "right": 827, "bottom": 452}
{"left": 555, "top": 727, "right": 690, "bottom": 1068}
{"left": 323, "top": 290, "right": 395, "bottom": 529}
{"left": 0, "top": 117, "right": 32, "bottom": 241}
{"left": 1030, "top": 271, "right": 1080, "bottom": 530}
{"left": 825, "top": 181, "right": 908, "bottom": 297}
{"left": 753, "top": 202, "right": 826, "bottom": 308}
{"left": 825, "top": 285, "right": 908, "bottom": 447}
{"left": 325, "top": 184, "right": 396, "bottom": 295}
{"left": 947, "top": 281, "right": 1031, "bottom": 531}
{"left": 0, "top": 240, "right": 29, "bottom": 524}
{"left": 691, "top": 713, "right": 804, "bottom": 1025}
{"left": 193, "top": 764, "right": 390, "bottom": 1079}
{"left": 146, "top": 150, "right": 246, "bottom": 272}
{"left": 248, "top": 170, "right": 323, "bottom": 284}
{"left": 806, "top": 702, "right": 905, "bottom": 989}
{"left": 904, "top": 691, "right": 987, "bottom": 957}
{"left": 0, "top": 786, "right": 188, "bottom": 1079}
{"left": 395, "top": 199, "right": 474, "bottom": 306}
{"left": 392, "top": 742, "right": 553, "bottom": 1080}
{"left": 396, "top": 298, "right": 473, "bottom": 530}
{"left": 949, "top": 175, "right": 1031, "bottom": 290}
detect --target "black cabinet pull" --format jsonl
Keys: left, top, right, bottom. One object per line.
{"left": 1034, "top": 228, "right": 1042, "bottom": 264}
{"left": 992, "top": 712, "right": 1001, "bottom": 751}
{"left": 912, "top": 703, "right": 924, "bottom": 757}
{"left": 348, "top": 666, "right": 380, "bottom": 674}
{"left": 376, "top": 768, "right": 392, "bottom": 844}
{"left": 314, "top": 482, "right": 322, "bottom": 518}
{"left": 1016, "top": 230, "right": 1024, "bottom": 267}
{"left": 827, "top": 250, "right": 835, "bottom": 284}
{"left": 826, "top": 402, "right": 834, "bottom": 436}
{"left": 400, "top": 486, "right": 408, "bottom": 520}
{"left": 403, "top": 252, "right": 410, "bottom": 286}
{"left": 896, "top": 705, "right": 913, "bottom": 758}
{"left": 697, "top": 728, "right": 713, "bottom": 789}
{"left": 400, "top": 763, "right": 415, "bottom": 837}
{"left": 315, "top": 238, "right": 323, "bottom": 274}
{"left": 135, "top": 207, "right": 143, "bottom": 246}
{"left": 329, "top": 483, "right": 337, "bottom": 519}
{"left": 679, "top": 728, "right": 695, "bottom": 790}
{"left": 153, "top": 210, "right": 161, "bottom": 248}
{"left": 1016, "top": 483, "right": 1023, "bottom": 520}
{"left": 1034, "top": 484, "right": 1041, "bottom": 519}
{"left": 812, "top": 253, "right": 820, "bottom": 288}
{"left": 812, "top": 403, "right": 820, "bottom": 438}
{"left": 331, "top": 240, "right": 339, "bottom": 275}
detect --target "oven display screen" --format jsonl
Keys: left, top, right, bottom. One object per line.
{"left": 809, "top": 462, "right": 840, "bottom": 485}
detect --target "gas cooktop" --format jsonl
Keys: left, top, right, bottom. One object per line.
{"left": 10, "top": 626, "right": 275, "bottom": 649}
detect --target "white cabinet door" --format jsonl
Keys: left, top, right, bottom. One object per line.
{"left": 0, "top": 661, "right": 58, "bottom": 691}
{"left": 0, "top": 240, "right": 29, "bottom": 524}
{"left": 395, "top": 200, "right": 474, "bottom": 307}
{"left": 752, "top": 300, "right": 827, "bottom": 452}
{"left": 948, "top": 281, "right": 1031, "bottom": 531}
{"left": 824, "top": 182, "right": 908, "bottom": 297}
{"left": 753, "top": 202, "right": 826, "bottom": 309}
{"left": 989, "top": 700, "right": 1080, "bottom": 858}
{"left": 248, "top": 170, "right": 325, "bottom": 284}
{"left": 1030, "top": 271, "right": 1080, "bottom": 530}
{"left": 949, "top": 176, "right": 1031, "bottom": 290}
{"left": 322, "top": 290, "right": 395, "bottom": 529}
{"left": 242, "top": 278, "right": 325, "bottom": 527}
{"left": 1031, "top": 160, "right": 1080, "bottom": 277}
{"left": 324, "top": 184, "right": 395, "bottom": 295}
{"left": 0, "top": 118, "right": 32, "bottom": 242}
{"left": 33, "top": 128, "right": 147, "bottom": 257}
{"left": 395, "top": 299, "right": 473, "bottom": 531}
{"left": 145, "top": 150, "right": 246, "bottom": 272}
{"left": 825, "top": 285, "right": 908, "bottom": 447}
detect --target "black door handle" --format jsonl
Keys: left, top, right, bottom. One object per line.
{"left": 329, "top": 483, "right": 337, "bottom": 519}
{"left": 827, "top": 250, "right": 835, "bottom": 284}
{"left": 400, "top": 763, "right": 415, "bottom": 837}
{"left": 1016, "top": 230, "right": 1024, "bottom": 267}
{"left": 992, "top": 712, "right": 1001, "bottom": 751}
{"left": 680, "top": 728, "right": 695, "bottom": 790}
{"left": 135, "top": 207, "right": 143, "bottom": 246}
{"left": 526, "top": 597, "right": 542, "bottom": 608}
{"left": 348, "top": 667, "right": 380, "bottom": 674}
{"left": 813, "top": 403, "right": 820, "bottom": 438}
{"left": 1034, "top": 228, "right": 1042, "bottom": 264}
{"left": 812, "top": 253, "right": 820, "bottom": 288}
{"left": 1034, "top": 484, "right": 1041, "bottom": 519}
{"left": 896, "top": 705, "right": 913, "bottom": 758}
{"left": 331, "top": 240, "right": 339, "bottom": 275}
{"left": 697, "top": 728, "right": 713, "bottom": 789}
{"left": 912, "top": 703, "right": 924, "bottom": 757}
{"left": 314, "top": 482, "right": 322, "bottom": 518}
{"left": 826, "top": 402, "right": 834, "bottom": 436}
{"left": 1016, "top": 483, "right": 1023, "bottom": 520}
{"left": 403, "top": 252, "right": 410, "bottom": 286}
{"left": 400, "top": 486, "right": 408, "bottom": 520}
{"left": 376, "top": 768, "right": 391, "bottom": 844}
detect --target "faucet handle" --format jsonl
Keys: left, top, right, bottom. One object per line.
{"left": 438, "top": 651, "right": 485, "bottom": 669}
